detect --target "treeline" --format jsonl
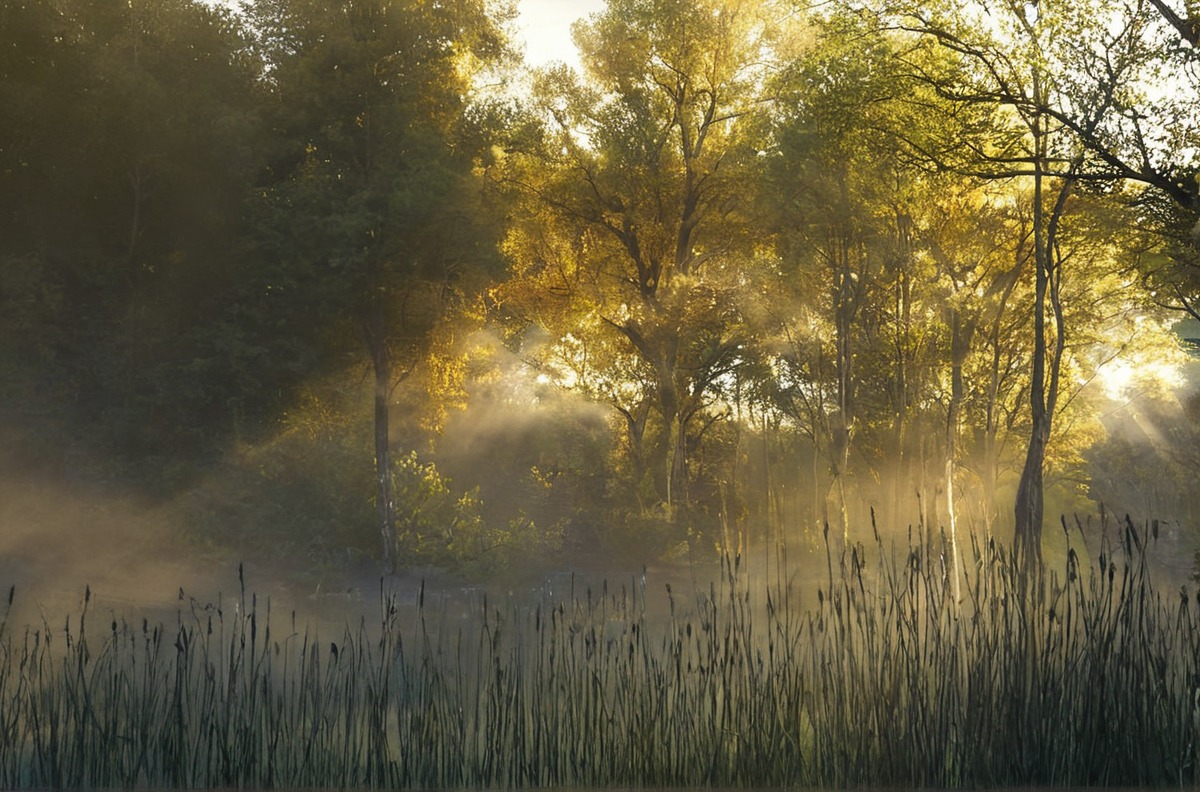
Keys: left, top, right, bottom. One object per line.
{"left": 1, "top": 0, "right": 1198, "bottom": 576}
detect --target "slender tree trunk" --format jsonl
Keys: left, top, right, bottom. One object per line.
{"left": 833, "top": 256, "right": 855, "bottom": 543}
{"left": 653, "top": 338, "right": 683, "bottom": 511}
{"left": 945, "top": 310, "right": 970, "bottom": 601}
{"left": 762, "top": 413, "right": 774, "bottom": 543}
{"left": 1013, "top": 124, "right": 1074, "bottom": 574}
{"left": 812, "top": 434, "right": 825, "bottom": 535}
{"left": 823, "top": 176, "right": 860, "bottom": 544}
{"left": 835, "top": 469, "right": 849, "bottom": 543}
{"left": 981, "top": 325, "right": 1004, "bottom": 537}
{"left": 888, "top": 372, "right": 907, "bottom": 534}
{"left": 662, "top": 403, "right": 678, "bottom": 509}
{"left": 1014, "top": 416, "right": 1048, "bottom": 570}
{"left": 980, "top": 257, "right": 1021, "bottom": 538}
{"left": 890, "top": 210, "right": 914, "bottom": 534}
{"left": 618, "top": 403, "right": 650, "bottom": 510}
{"left": 1013, "top": 105, "right": 1050, "bottom": 573}
{"left": 672, "top": 412, "right": 690, "bottom": 507}
{"left": 364, "top": 299, "right": 396, "bottom": 572}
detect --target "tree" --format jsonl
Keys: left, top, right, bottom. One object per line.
{"left": 245, "top": 0, "right": 511, "bottom": 570}
{"left": 497, "top": 0, "right": 780, "bottom": 527}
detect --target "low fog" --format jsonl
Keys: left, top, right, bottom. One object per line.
{"left": 2, "top": 333, "right": 1197, "bottom": 630}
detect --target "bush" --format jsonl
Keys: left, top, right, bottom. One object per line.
{"left": 392, "top": 451, "right": 562, "bottom": 576}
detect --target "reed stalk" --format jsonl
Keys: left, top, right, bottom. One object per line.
{"left": 0, "top": 518, "right": 1196, "bottom": 788}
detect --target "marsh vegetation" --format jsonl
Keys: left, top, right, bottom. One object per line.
{"left": 1, "top": 516, "right": 1196, "bottom": 789}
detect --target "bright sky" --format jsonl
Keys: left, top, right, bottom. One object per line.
{"left": 516, "top": 0, "right": 605, "bottom": 68}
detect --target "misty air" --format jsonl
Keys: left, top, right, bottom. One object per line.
{"left": 1, "top": 0, "right": 1199, "bottom": 788}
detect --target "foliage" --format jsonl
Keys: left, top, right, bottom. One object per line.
{"left": 493, "top": 0, "right": 787, "bottom": 539}
{"left": 177, "top": 376, "right": 378, "bottom": 575}
{"left": 390, "top": 449, "right": 562, "bottom": 576}
{"left": 0, "top": 0, "right": 265, "bottom": 479}
{"left": 0, "top": 0, "right": 1196, "bottom": 576}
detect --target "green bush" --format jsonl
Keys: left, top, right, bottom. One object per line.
{"left": 392, "top": 451, "right": 562, "bottom": 576}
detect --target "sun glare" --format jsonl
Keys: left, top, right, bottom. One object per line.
{"left": 1096, "top": 350, "right": 1185, "bottom": 401}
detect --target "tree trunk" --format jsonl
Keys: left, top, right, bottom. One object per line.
{"left": 812, "top": 434, "right": 825, "bottom": 535}
{"left": 364, "top": 301, "right": 396, "bottom": 572}
{"left": 670, "top": 413, "right": 689, "bottom": 508}
{"left": 1012, "top": 107, "right": 1051, "bottom": 575}
{"left": 889, "top": 210, "right": 914, "bottom": 535}
{"left": 981, "top": 266, "right": 1019, "bottom": 538}
{"left": 618, "top": 402, "right": 650, "bottom": 509}
{"left": 661, "top": 400, "right": 678, "bottom": 508}
{"left": 945, "top": 309, "right": 970, "bottom": 601}
{"left": 1017, "top": 126, "right": 1075, "bottom": 571}
{"left": 1012, "top": 123, "right": 1073, "bottom": 575}
{"left": 833, "top": 261, "right": 855, "bottom": 543}
{"left": 762, "top": 413, "right": 774, "bottom": 544}
{"left": 1014, "top": 415, "right": 1048, "bottom": 570}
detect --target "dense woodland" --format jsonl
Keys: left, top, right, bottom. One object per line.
{"left": 1, "top": 0, "right": 1199, "bottom": 578}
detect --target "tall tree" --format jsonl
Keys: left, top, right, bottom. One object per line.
{"left": 246, "top": 0, "right": 511, "bottom": 570}
{"left": 498, "top": 0, "right": 779, "bottom": 522}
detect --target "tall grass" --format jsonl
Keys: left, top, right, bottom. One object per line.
{"left": 1, "top": 518, "right": 1197, "bottom": 789}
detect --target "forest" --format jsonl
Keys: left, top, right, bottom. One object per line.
{"left": 2, "top": 0, "right": 1199, "bottom": 582}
